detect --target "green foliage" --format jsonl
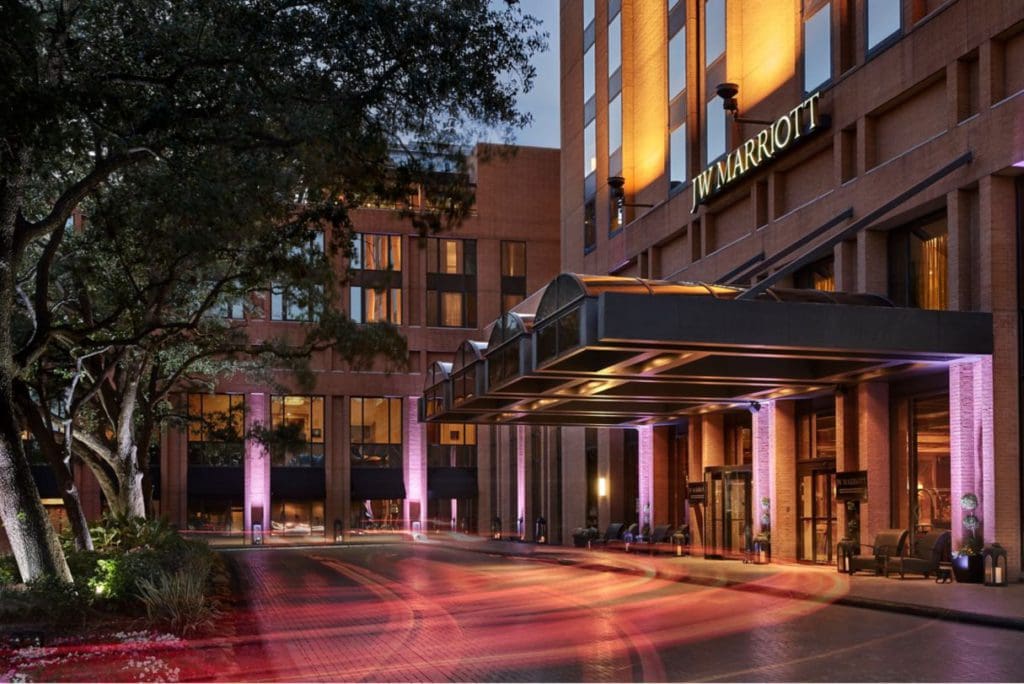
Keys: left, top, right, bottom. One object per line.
{"left": 0, "top": 554, "right": 22, "bottom": 585}
{"left": 0, "top": 576, "right": 91, "bottom": 625}
{"left": 86, "top": 514, "right": 181, "bottom": 554}
{"left": 136, "top": 557, "right": 219, "bottom": 637}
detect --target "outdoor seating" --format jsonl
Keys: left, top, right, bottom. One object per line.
{"left": 591, "top": 522, "right": 625, "bottom": 547}
{"left": 889, "top": 529, "right": 951, "bottom": 579}
{"left": 847, "top": 528, "right": 908, "bottom": 575}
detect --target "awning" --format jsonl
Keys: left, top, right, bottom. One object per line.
{"left": 350, "top": 468, "right": 407, "bottom": 500}
{"left": 420, "top": 273, "right": 993, "bottom": 427}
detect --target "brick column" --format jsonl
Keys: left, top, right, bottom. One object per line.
{"left": 770, "top": 401, "right": 796, "bottom": 561}
{"left": 949, "top": 358, "right": 994, "bottom": 547}
{"left": 244, "top": 392, "right": 271, "bottom": 541}
{"left": 859, "top": 382, "right": 890, "bottom": 546}
{"left": 638, "top": 426, "right": 654, "bottom": 532}
{"left": 751, "top": 402, "right": 772, "bottom": 537}
{"left": 405, "top": 396, "right": 426, "bottom": 532}
{"left": 516, "top": 425, "right": 526, "bottom": 537}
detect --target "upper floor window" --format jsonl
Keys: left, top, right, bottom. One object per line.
{"left": 867, "top": 0, "right": 900, "bottom": 52}
{"left": 706, "top": 96, "right": 727, "bottom": 163}
{"left": 350, "top": 397, "right": 403, "bottom": 468}
{"left": 427, "top": 238, "right": 477, "bottom": 328}
{"left": 670, "top": 123, "right": 687, "bottom": 187}
{"left": 427, "top": 422, "right": 478, "bottom": 468}
{"left": 584, "top": 198, "right": 597, "bottom": 252}
{"left": 584, "top": 45, "right": 596, "bottom": 103}
{"left": 705, "top": 0, "right": 726, "bottom": 66}
{"left": 803, "top": 2, "right": 831, "bottom": 92}
{"left": 352, "top": 233, "right": 401, "bottom": 272}
{"left": 271, "top": 231, "right": 324, "bottom": 322}
{"left": 794, "top": 256, "right": 835, "bottom": 291}
{"left": 187, "top": 394, "right": 245, "bottom": 467}
{"left": 501, "top": 241, "right": 526, "bottom": 278}
{"left": 608, "top": 94, "right": 622, "bottom": 157}
{"left": 669, "top": 27, "right": 686, "bottom": 101}
{"left": 797, "top": 406, "right": 837, "bottom": 460}
{"left": 608, "top": 13, "right": 622, "bottom": 77}
{"left": 888, "top": 214, "right": 948, "bottom": 310}
{"left": 583, "top": 0, "right": 595, "bottom": 28}
{"left": 269, "top": 395, "right": 325, "bottom": 467}
{"left": 584, "top": 120, "right": 597, "bottom": 177}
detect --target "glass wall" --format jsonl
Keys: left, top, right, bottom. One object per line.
{"left": 350, "top": 397, "right": 403, "bottom": 467}
{"left": 268, "top": 396, "right": 325, "bottom": 466}
{"left": 187, "top": 394, "right": 245, "bottom": 466}
{"left": 888, "top": 214, "right": 948, "bottom": 310}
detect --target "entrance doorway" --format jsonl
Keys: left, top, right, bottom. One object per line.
{"left": 704, "top": 466, "right": 751, "bottom": 559}
{"left": 797, "top": 462, "right": 836, "bottom": 564}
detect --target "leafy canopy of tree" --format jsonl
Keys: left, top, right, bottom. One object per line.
{"left": 0, "top": 0, "right": 543, "bottom": 581}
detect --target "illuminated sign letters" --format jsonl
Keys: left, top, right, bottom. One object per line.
{"left": 691, "top": 92, "right": 825, "bottom": 212}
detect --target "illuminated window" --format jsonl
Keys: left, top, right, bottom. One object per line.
{"left": 804, "top": 3, "right": 832, "bottom": 92}
{"left": 350, "top": 233, "right": 402, "bottom": 324}
{"left": 187, "top": 394, "right": 245, "bottom": 466}
{"left": 670, "top": 123, "right": 687, "bottom": 187}
{"left": 427, "top": 423, "right": 478, "bottom": 467}
{"left": 269, "top": 396, "right": 325, "bottom": 467}
{"left": 794, "top": 256, "right": 835, "bottom": 292}
{"left": 350, "top": 397, "right": 403, "bottom": 468}
{"left": 584, "top": 121, "right": 597, "bottom": 177}
{"left": 669, "top": 27, "right": 686, "bottom": 100}
{"left": 706, "top": 96, "right": 727, "bottom": 163}
{"left": 705, "top": 0, "right": 726, "bottom": 66}
{"left": 500, "top": 240, "right": 526, "bottom": 311}
{"left": 427, "top": 238, "right": 476, "bottom": 327}
{"left": 888, "top": 214, "right": 948, "bottom": 310}
{"left": 867, "top": 0, "right": 900, "bottom": 51}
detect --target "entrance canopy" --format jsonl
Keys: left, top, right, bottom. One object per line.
{"left": 420, "top": 273, "right": 993, "bottom": 427}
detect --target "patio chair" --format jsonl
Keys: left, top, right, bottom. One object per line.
{"left": 889, "top": 529, "right": 951, "bottom": 579}
{"left": 847, "top": 529, "right": 908, "bottom": 575}
{"left": 591, "top": 522, "right": 625, "bottom": 547}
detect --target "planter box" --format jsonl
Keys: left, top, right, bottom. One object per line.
{"left": 952, "top": 554, "right": 984, "bottom": 583}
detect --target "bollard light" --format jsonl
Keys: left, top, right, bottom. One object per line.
{"left": 983, "top": 544, "right": 1008, "bottom": 586}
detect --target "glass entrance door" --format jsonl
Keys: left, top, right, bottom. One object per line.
{"left": 797, "top": 462, "right": 836, "bottom": 564}
{"left": 704, "top": 467, "right": 751, "bottom": 559}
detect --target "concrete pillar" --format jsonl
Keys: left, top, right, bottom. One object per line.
{"left": 859, "top": 382, "right": 890, "bottom": 546}
{"left": 688, "top": 418, "right": 704, "bottom": 548}
{"left": 516, "top": 425, "right": 526, "bottom": 537}
{"left": 244, "top": 392, "right": 271, "bottom": 541}
{"left": 561, "top": 426, "right": 587, "bottom": 542}
{"left": 769, "top": 401, "right": 797, "bottom": 561}
{"left": 835, "top": 387, "right": 859, "bottom": 540}
{"left": 324, "top": 395, "right": 345, "bottom": 539}
{"left": 652, "top": 426, "right": 672, "bottom": 527}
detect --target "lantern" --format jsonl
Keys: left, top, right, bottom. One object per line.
{"left": 983, "top": 544, "right": 1008, "bottom": 587}
{"left": 753, "top": 535, "right": 771, "bottom": 564}
{"left": 491, "top": 516, "right": 502, "bottom": 540}
{"left": 837, "top": 539, "right": 857, "bottom": 574}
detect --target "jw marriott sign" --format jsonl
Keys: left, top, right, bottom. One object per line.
{"left": 691, "top": 92, "right": 826, "bottom": 212}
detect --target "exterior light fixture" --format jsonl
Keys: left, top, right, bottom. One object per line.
{"left": 716, "top": 82, "right": 773, "bottom": 125}
{"left": 598, "top": 476, "right": 608, "bottom": 497}
{"left": 607, "top": 176, "right": 655, "bottom": 209}
{"left": 983, "top": 543, "right": 1008, "bottom": 586}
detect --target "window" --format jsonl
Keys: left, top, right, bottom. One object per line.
{"left": 724, "top": 412, "right": 752, "bottom": 465}
{"left": 670, "top": 123, "right": 687, "bottom": 187}
{"left": 187, "top": 394, "right": 245, "bottom": 466}
{"left": 350, "top": 397, "right": 403, "bottom": 468}
{"left": 669, "top": 27, "right": 686, "bottom": 100}
{"left": 584, "top": 198, "right": 597, "bottom": 252}
{"left": 608, "top": 94, "right": 622, "bottom": 156}
{"left": 794, "top": 256, "right": 835, "bottom": 291}
{"left": 583, "top": 0, "right": 595, "bottom": 28}
{"left": 269, "top": 396, "right": 324, "bottom": 467}
{"left": 500, "top": 241, "right": 527, "bottom": 311}
{"left": 705, "top": 0, "right": 726, "bottom": 66}
{"left": 608, "top": 13, "right": 621, "bottom": 76}
{"left": 804, "top": 3, "right": 831, "bottom": 92}
{"left": 427, "top": 423, "right": 478, "bottom": 467}
{"left": 893, "top": 393, "right": 951, "bottom": 533}
{"left": 797, "top": 405, "right": 836, "bottom": 460}
{"left": 706, "top": 96, "right": 727, "bottom": 163}
{"left": 584, "top": 45, "right": 596, "bottom": 103}
{"left": 867, "top": 0, "right": 900, "bottom": 51}
{"left": 271, "top": 231, "right": 324, "bottom": 322}
{"left": 350, "top": 233, "right": 402, "bottom": 324}
{"left": 427, "top": 238, "right": 477, "bottom": 327}
{"left": 584, "top": 121, "right": 597, "bottom": 177}
{"left": 888, "top": 214, "right": 948, "bottom": 310}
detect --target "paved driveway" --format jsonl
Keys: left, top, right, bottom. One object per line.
{"left": 216, "top": 543, "right": 1023, "bottom": 682}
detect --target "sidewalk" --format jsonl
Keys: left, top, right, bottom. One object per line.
{"left": 420, "top": 534, "right": 1024, "bottom": 631}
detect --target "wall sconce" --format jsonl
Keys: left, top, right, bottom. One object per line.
{"left": 716, "top": 82, "right": 773, "bottom": 125}
{"left": 607, "top": 176, "right": 654, "bottom": 209}
{"left": 598, "top": 477, "right": 608, "bottom": 497}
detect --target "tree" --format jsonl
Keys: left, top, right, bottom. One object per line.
{"left": 1, "top": 0, "right": 542, "bottom": 581}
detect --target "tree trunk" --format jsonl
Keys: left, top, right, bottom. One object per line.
{"left": 0, "top": 386, "right": 72, "bottom": 582}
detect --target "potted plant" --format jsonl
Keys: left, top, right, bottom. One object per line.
{"left": 952, "top": 492, "right": 984, "bottom": 583}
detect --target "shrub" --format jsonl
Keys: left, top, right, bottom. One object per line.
{"left": 0, "top": 554, "right": 21, "bottom": 586}
{"left": 87, "top": 514, "right": 181, "bottom": 554}
{"left": 135, "top": 558, "right": 219, "bottom": 637}
{"left": 0, "top": 576, "right": 93, "bottom": 625}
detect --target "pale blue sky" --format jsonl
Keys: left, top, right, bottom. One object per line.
{"left": 484, "top": 0, "right": 560, "bottom": 149}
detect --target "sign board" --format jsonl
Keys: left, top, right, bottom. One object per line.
{"left": 687, "top": 482, "right": 707, "bottom": 504}
{"left": 691, "top": 91, "right": 827, "bottom": 212}
{"left": 836, "top": 470, "right": 868, "bottom": 501}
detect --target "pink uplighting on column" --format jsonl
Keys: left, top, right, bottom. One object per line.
{"left": 638, "top": 426, "right": 653, "bottom": 528}
{"left": 517, "top": 425, "right": 526, "bottom": 535}
{"left": 244, "top": 392, "right": 270, "bottom": 538}
{"left": 949, "top": 357, "right": 994, "bottom": 546}
{"left": 406, "top": 397, "right": 425, "bottom": 531}
{"left": 751, "top": 402, "right": 773, "bottom": 536}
